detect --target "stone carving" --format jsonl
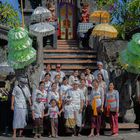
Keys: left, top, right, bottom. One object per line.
{"left": 48, "top": 2, "right": 57, "bottom": 22}
{"left": 81, "top": 3, "right": 89, "bottom": 23}
{"left": 97, "top": 39, "right": 140, "bottom": 123}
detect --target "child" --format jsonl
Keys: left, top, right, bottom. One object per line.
{"left": 105, "top": 83, "right": 119, "bottom": 136}
{"left": 32, "top": 93, "right": 45, "bottom": 138}
{"left": 46, "top": 99, "right": 60, "bottom": 137}
{"left": 60, "top": 96, "right": 76, "bottom": 135}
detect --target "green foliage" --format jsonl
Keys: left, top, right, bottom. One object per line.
{"left": 96, "top": 0, "right": 140, "bottom": 40}
{"left": 0, "top": 3, "right": 20, "bottom": 28}
{"left": 96, "top": 0, "right": 117, "bottom": 9}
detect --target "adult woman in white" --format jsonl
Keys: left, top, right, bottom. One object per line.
{"left": 69, "top": 70, "right": 80, "bottom": 86}
{"left": 32, "top": 81, "right": 48, "bottom": 107}
{"left": 85, "top": 68, "right": 94, "bottom": 86}
{"left": 43, "top": 73, "right": 52, "bottom": 93}
{"left": 11, "top": 78, "right": 32, "bottom": 138}
{"left": 40, "top": 63, "right": 52, "bottom": 81}
{"left": 97, "top": 73, "right": 107, "bottom": 93}
{"left": 60, "top": 77, "right": 72, "bottom": 102}
{"left": 48, "top": 83, "right": 61, "bottom": 108}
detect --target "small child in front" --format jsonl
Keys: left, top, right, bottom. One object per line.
{"left": 47, "top": 99, "right": 60, "bottom": 138}
{"left": 32, "top": 93, "right": 45, "bottom": 138}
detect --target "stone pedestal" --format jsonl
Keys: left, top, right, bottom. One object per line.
{"left": 124, "top": 108, "right": 136, "bottom": 123}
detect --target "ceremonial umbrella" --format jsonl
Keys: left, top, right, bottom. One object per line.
{"left": 29, "top": 22, "right": 55, "bottom": 66}
{"left": 92, "top": 23, "right": 118, "bottom": 38}
{"left": 8, "top": 27, "right": 36, "bottom": 69}
{"left": 90, "top": 10, "right": 110, "bottom": 23}
{"left": 31, "top": 6, "right": 52, "bottom": 22}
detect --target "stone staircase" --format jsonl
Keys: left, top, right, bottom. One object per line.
{"left": 43, "top": 40, "right": 97, "bottom": 74}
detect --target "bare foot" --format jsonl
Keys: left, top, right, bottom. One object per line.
{"left": 12, "top": 135, "right": 16, "bottom": 139}
{"left": 88, "top": 134, "right": 94, "bottom": 138}
{"left": 96, "top": 133, "right": 100, "bottom": 136}
{"left": 78, "top": 134, "right": 82, "bottom": 137}
{"left": 34, "top": 134, "right": 38, "bottom": 139}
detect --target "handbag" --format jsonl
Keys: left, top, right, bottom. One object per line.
{"left": 18, "top": 85, "right": 32, "bottom": 123}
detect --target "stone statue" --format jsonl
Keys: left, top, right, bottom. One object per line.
{"left": 97, "top": 39, "right": 138, "bottom": 123}
{"left": 81, "top": 3, "right": 89, "bottom": 23}
{"left": 48, "top": 2, "right": 57, "bottom": 22}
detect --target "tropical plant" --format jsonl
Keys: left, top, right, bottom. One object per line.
{"left": 0, "top": 3, "right": 20, "bottom": 28}
{"left": 96, "top": 0, "right": 140, "bottom": 40}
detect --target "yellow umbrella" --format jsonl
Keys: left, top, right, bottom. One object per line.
{"left": 90, "top": 10, "right": 110, "bottom": 23}
{"left": 92, "top": 23, "right": 118, "bottom": 38}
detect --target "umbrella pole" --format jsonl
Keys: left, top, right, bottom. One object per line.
{"left": 37, "top": 36, "right": 43, "bottom": 69}
{"left": 20, "top": 0, "right": 25, "bottom": 28}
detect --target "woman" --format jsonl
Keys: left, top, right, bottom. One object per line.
{"left": 88, "top": 79, "right": 104, "bottom": 137}
{"left": 97, "top": 73, "right": 107, "bottom": 93}
{"left": 48, "top": 83, "right": 61, "bottom": 108}
{"left": 69, "top": 70, "right": 80, "bottom": 86}
{"left": 44, "top": 73, "right": 52, "bottom": 93}
{"left": 11, "top": 78, "right": 31, "bottom": 138}
{"left": 79, "top": 79, "right": 88, "bottom": 127}
{"left": 85, "top": 68, "right": 94, "bottom": 86}
{"left": 32, "top": 81, "right": 48, "bottom": 107}
{"left": 105, "top": 83, "right": 119, "bottom": 136}
{"left": 60, "top": 77, "right": 72, "bottom": 102}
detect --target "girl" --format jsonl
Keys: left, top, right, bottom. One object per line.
{"left": 88, "top": 79, "right": 104, "bottom": 137}
{"left": 105, "top": 83, "right": 119, "bottom": 136}
{"left": 32, "top": 93, "right": 45, "bottom": 138}
{"left": 46, "top": 99, "right": 60, "bottom": 137}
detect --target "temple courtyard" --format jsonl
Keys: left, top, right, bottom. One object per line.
{"left": 0, "top": 130, "right": 140, "bottom": 140}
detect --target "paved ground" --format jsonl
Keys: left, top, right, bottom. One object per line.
{"left": 0, "top": 130, "right": 140, "bottom": 140}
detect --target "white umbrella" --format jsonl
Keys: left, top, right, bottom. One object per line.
{"left": 29, "top": 22, "right": 55, "bottom": 36}
{"left": 31, "top": 6, "right": 52, "bottom": 22}
{"left": 29, "top": 23, "right": 55, "bottom": 68}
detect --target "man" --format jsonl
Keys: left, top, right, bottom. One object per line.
{"left": 93, "top": 61, "right": 109, "bottom": 86}
{"left": 11, "top": 77, "right": 32, "bottom": 138}
{"left": 51, "top": 64, "right": 65, "bottom": 83}
{"left": 67, "top": 80, "right": 84, "bottom": 136}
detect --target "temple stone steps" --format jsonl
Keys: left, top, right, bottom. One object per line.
{"left": 43, "top": 40, "right": 97, "bottom": 73}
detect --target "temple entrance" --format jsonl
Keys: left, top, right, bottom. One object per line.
{"left": 58, "top": 1, "right": 77, "bottom": 40}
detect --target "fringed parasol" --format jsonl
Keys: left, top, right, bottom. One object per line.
{"left": 92, "top": 23, "right": 118, "bottom": 38}
{"left": 90, "top": 10, "right": 110, "bottom": 23}
{"left": 31, "top": 6, "right": 52, "bottom": 22}
{"left": 29, "top": 22, "right": 55, "bottom": 37}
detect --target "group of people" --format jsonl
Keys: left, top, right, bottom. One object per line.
{"left": 11, "top": 62, "right": 119, "bottom": 139}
